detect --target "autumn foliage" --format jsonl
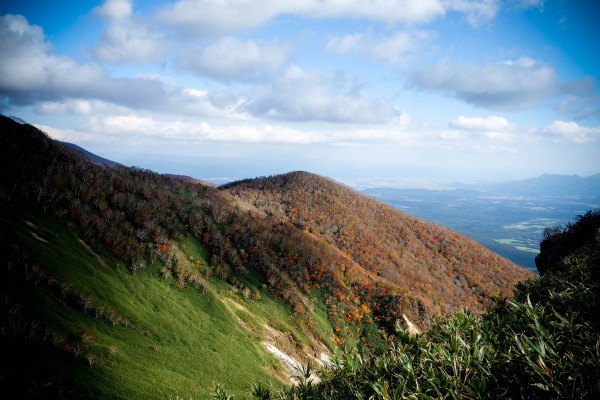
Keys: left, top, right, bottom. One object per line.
{"left": 223, "top": 172, "right": 533, "bottom": 327}
{"left": 1, "top": 115, "right": 531, "bottom": 341}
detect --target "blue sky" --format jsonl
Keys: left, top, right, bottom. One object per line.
{"left": 1, "top": 0, "right": 599, "bottom": 184}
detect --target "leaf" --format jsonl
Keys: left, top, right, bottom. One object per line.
{"left": 531, "top": 382, "right": 549, "bottom": 391}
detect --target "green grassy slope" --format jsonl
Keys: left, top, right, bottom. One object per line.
{"left": 0, "top": 115, "right": 344, "bottom": 398}
{"left": 2, "top": 207, "right": 327, "bottom": 399}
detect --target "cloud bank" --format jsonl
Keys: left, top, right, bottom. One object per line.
{"left": 408, "top": 57, "right": 597, "bottom": 111}
{"left": 1, "top": 0, "right": 598, "bottom": 180}
{"left": 93, "top": 0, "right": 167, "bottom": 64}
{"left": 177, "top": 37, "right": 292, "bottom": 82}
{"left": 544, "top": 121, "right": 600, "bottom": 144}
{"left": 244, "top": 66, "right": 402, "bottom": 123}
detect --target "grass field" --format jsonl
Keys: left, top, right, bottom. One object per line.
{"left": 4, "top": 209, "right": 329, "bottom": 399}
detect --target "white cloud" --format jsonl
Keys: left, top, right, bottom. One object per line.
{"left": 94, "top": 22, "right": 167, "bottom": 64}
{"left": 440, "top": 130, "right": 469, "bottom": 140}
{"left": 450, "top": 115, "right": 515, "bottom": 131}
{"left": 511, "top": 0, "right": 545, "bottom": 10}
{"left": 177, "top": 37, "right": 291, "bottom": 82}
{"left": 303, "top": 0, "right": 445, "bottom": 25}
{"left": 94, "top": 0, "right": 132, "bottom": 20}
{"left": 157, "top": 0, "right": 459, "bottom": 35}
{"left": 326, "top": 30, "right": 433, "bottom": 60}
{"left": 330, "top": 120, "right": 417, "bottom": 143}
{"left": 544, "top": 121, "right": 600, "bottom": 144}
{"left": 81, "top": 114, "right": 328, "bottom": 144}
{"left": 408, "top": 57, "right": 597, "bottom": 111}
{"left": 0, "top": 14, "right": 107, "bottom": 103}
{"left": 244, "top": 66, "right": 401, "bottom": 123}
{"left": 442, "top": 0, "right": 499, "bottom": 26}
{"left": 471, "top": 144, "right": 518, "bottom": 154}
{"left": 0, "top": 14, "right": 250, "bottom": 119}
{"left": 157, "top": 0, "right": 287, "bottom": 35}
{"left": 78, "top": 110, "right": 417, "bottom": 145}
{"left": 198, "top": 123, "right": 327, "bottom": 144}
{"left": 88, "top": 114, "right": 164, "bottom": 135}
{"left": 446, "top": 115, "right": 531, "bottom": 142}
{"left": 35, "top": 99, "right": 129, "bottom": 115}
{"left": 35, "top": 124, "right": 113, "bottom": 144}
{"left": 0, "top": 14, "right": 166, "bottom": 107}
{"left": 325, "top": 33, "right": 364, "bottom": 54}
{"left": 93, "top": 0, "right": 167, "bottom": 64}
{"left": 482, "top": 131, "right": 520, "bottom": 142}
{"left": 0, "top": 13, "right": 403, "bottom": 125}
{"left": 555, "top": 79, "right": 600, "bottom": 119}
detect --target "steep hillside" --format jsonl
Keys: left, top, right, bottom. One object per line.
{"left": 223, "top": 172, "right": 533, "bottom": 318}
{"left": 62, "top": 142, "right": 123, "bottom": 168}
{"left": 0, "top": 116, "right": 336, "bottom": 398}
{"left": 250, "top": 210, "right": 600, "bottom": 399}
{"left": 0, "top": 116, "right": 532, "bottom": 398}
{"left": 1, "top": 210, "right": 292, "bottom": 398}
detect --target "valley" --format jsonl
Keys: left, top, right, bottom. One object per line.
{"left": 360, "top": 183, "right": 599, "bottom": 273}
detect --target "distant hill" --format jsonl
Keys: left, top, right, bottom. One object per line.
{"left": 62, "top": 142, "right": 122, "bottom": 168}
{"left": 163, "top": 173, "right": 217, "bottom": 187}
{"left": 451, "top": 173, "right": 600, "bottom": 197}
{"left": 222, "top": 172, "right": 532, "bottom": 317}
{"left": 0, "top": 116, "right": 533, "bottom": 399}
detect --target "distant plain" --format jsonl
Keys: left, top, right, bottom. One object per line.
{"left": 360, "top": 184, "right": 599, "bottom": 273}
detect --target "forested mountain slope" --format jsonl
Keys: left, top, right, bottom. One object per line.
{"left": 0, "top": 115, "right": 532, "bottom": 398}
{"left": 223, "top": 172, "right": 532, "bottom": 319}
{"left": 246, "top": 210, "right": 600, "bottom": 400}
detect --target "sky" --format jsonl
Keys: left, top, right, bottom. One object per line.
{"left": 1, "top": 0, "right": 599, "bottom": 185}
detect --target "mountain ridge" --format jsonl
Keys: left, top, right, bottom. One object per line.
{"left": 57, "top": 137, "right": 599, "bottom": 198}
{"left": 0, "top": 115, "right": 533, "bottom": 398}
{"left": 222, "top": 171, "right": 532, "bottom": 317}
{"left": 449, "top": 172, "right": 600, "bottom": 197}
{"left": 62, "top": 142, "right": 123, "bottom": 168}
